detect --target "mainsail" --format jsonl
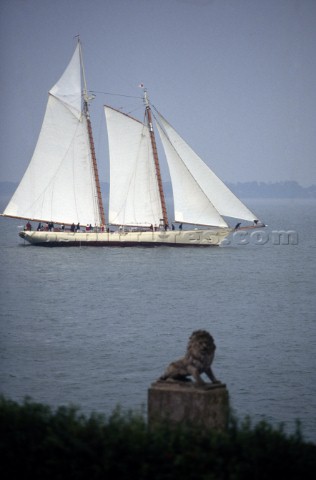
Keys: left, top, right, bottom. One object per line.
{"left": 3, "top": 43, "right": 102, "bottom": 226}
{"left": 104, "top": 106, "right": 164, "bottom": 227}
{"left": 155, "top": 110, "right": 258, "bottom": 226}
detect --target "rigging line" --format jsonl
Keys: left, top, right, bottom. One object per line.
{"left": 126, "top": 105, "right": 144, "bottom": 117}
{"left": 90, "top": 90, "right": 142, "bottom": 99}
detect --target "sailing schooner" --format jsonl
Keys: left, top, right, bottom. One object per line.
{"left": 2, "top": 40, "right": 264, "bottom": 246}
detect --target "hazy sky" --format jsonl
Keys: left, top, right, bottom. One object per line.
{"left": 1, "top": 0, "right": 315, "bottom": 186}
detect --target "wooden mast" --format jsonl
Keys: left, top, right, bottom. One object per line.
{"left": 79, "top": 39, "right": 106, "bottom": 227}
{"left": 144, "top": 90, "right": 169, "bottom": 227}
{"left": 85, "top": 108, "right": 106, "bottom": 226}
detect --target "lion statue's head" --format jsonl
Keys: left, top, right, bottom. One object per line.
{"left": 186, "top": 329, "right": 216, "bottom": 366}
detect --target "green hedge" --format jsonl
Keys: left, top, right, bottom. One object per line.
{"left": 0, "top": 396, "right": 315, "bottom": 479}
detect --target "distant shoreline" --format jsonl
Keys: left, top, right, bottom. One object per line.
{"left": 1, "top": 181, "right": 315, "bottom": 199}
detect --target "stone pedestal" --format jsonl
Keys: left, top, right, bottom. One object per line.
{"left": 148, "top": 381, "right": 229, "bottom": 431}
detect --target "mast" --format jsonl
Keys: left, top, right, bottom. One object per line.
{"left": 144, "top": 90, "right": 169, "bottom": 227}
{"left": 79, "top": 40, "right": 106, "bottom": 226}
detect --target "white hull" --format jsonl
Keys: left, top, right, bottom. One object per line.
{"left": 19, "top": 228, "right": 232, "bottom": 247}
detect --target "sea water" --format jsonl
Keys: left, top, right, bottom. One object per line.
{"left": 0, "top": 198, "right": 315, "bottom": 443}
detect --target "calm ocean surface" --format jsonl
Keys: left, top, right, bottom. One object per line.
{"left": 0, "top": 198, "right": 315, "bottom": 443}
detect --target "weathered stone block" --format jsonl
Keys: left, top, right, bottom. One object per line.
{"left": 148, "top": 381, "right": 229, "bottom": 431}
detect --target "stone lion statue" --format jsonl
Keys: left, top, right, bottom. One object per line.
{"left": 160, "top": 330, "right": 220, "bottom": 385}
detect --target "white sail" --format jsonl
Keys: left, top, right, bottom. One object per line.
{"left": 104, "top": 106, "right": 163, "bottom": 227}
{"left": 3, "top": 43, "right": 101, "bottom": 226}
{"left": 155, "top": 111, "right": 258, "bottom": 224}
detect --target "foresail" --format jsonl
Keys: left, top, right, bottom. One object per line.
{"left": 104, "top": 106, "right": 163, "bottom": 227}
{"left": 155, "top": 115, "right": 227, "bottom": 227}
{"left": 155, "top": 111, "right": 258, "bottom": 224}
{"left": 3, "top": 43, "right": 101, "bottom": 226}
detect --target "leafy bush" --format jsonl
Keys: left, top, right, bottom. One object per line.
{"left": 0, "top": 396, "right": 315, "bottom": 479}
